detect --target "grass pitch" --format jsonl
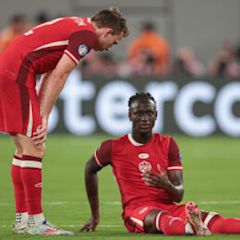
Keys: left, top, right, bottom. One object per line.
{"left": 0, "top": 134, "right": 239, "bottom": 240}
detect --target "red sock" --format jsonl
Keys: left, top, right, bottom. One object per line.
{"left": 21, "top": 155, "right": 43, "bottom": 214}
{"left": 155, "top": 212, "right": 190, "bottom": 235}
{"left": 209, "top": 216, "right": 240, "bottom": 234}
{"left": 11, "top": 155, "right": 27, "bottom": 213}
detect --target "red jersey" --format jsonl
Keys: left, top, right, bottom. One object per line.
{"left": 0, "top": 17, "right": 97, "bottom": 88}
{"left": 95, "top": 133, "right": 183, "bottom": 210}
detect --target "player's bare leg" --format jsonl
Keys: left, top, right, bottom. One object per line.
{"left": 16, "top": 134, "right": 45, "bottom": 157}
{"left": 12, "top": 135, "right": 23, "bottom": 157}
{"left": 185, "top": 201, "right": 211, "bottom": 236}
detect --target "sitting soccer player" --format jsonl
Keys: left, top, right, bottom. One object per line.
{"left": 81, "top": 92, "right": 240, "bottom": 236}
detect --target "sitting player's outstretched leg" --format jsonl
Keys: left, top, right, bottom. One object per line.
{"left": 207, "top": 214, "right": 240, "bottom": 234}
{"left": 185, "top": 201, "right": 211, "bottom": 236}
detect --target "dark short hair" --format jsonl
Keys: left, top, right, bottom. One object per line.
{"left": 91, "top": 7, "right": 129, "bottom": 37}
{"left": 128, "top": 92, "right": 156, "bottom": 108}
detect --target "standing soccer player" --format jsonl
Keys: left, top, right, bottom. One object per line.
{"left": 81, "top": 92, "right": 240, "bottom": 236}
{"left": 0, "top": 7, "right": 129, "bottom": 235}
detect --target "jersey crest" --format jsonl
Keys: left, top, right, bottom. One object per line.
{"left": 78, "top": 44, "right": 89, "bottom": 56}
{"left": 138, "top": 160, "right": 152, "bottom": 173}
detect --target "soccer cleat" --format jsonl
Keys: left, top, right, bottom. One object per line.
{"left": 27, "top": 221, "right": 75, "bottom": 236}
{"left": 185, "top": 201, "right": 211, "bottom": 236}
{"left": 13, "top": 222, "right": 28, "bottom": 234}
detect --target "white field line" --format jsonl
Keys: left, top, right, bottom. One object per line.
{"left": 1, "top": 200, "right": 240, "bottom": 206}
{"left": 0, "top": 224, "right": 122, "bottom": 228}
{"left": 105, "top": 200, "right": 240, "bottom": 205}
{"left": 61, "top": 224, "right": 122, "bottom": 228}
{"left": 199, "top": 200, "right": 240, "bottom": 205}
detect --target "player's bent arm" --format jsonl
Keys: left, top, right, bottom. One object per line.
{"left": 38, "top": 54, "right": 76, "bottom": 121}
{"left": 30, "top": 72, "right": 53, "bottom": 145}
{"left": 37, "top": 72, "right": 52, "bottom": 94}
{"left": 81, "top": 156, "right": 103, "bottom": 231}
{"left": 39, "top": 54, "right": 76, "bottom": 118}
{"left": 167, "top": 170, "right": 184, "bottom": 202}
{"left": 32, "top": 55, "right": 76, "bottom": 144}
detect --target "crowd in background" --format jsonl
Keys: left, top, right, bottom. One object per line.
{"left": 1, "top": 12, "right": 240, "bottom": 79}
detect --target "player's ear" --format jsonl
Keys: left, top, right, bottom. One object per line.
{"left": 105, "top": 28, "right": 113, "bottom": 36}
{"left": 98, "top": 27, "right": 111, "bottom": 36}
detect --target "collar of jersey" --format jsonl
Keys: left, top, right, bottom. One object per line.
{"left": 128, "top": 134, "right": 144, "bottom": 146}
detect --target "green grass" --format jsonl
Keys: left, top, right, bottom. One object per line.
{"left": 0, "top": 134, "right": 240, "bottom": 240}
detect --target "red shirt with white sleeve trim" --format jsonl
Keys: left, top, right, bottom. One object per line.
{"left": 0, "top": 17, "right": 97, "bottom": 88}
{"left": 94, "top": 133, "right": 183, "bottom": 210}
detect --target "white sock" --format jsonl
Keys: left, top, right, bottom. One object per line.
{"left": 16, "top": 212, "right": 28, "bottom": 224}
{"left": 28, "top": 213, "right": 45, "bottom": 227}
{"left": 185, "top": 223, "right": 194, "bottom": 234}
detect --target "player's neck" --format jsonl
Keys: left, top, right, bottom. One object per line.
{"left": 131, "top": 132, "right": 152, "bottom": 144}
{"left": 91, "top": 21, "right": 102, "bottom": 36}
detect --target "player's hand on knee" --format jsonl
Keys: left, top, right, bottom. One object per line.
{"left": 31, "top": 127, "right": 47, "bottom": 145}
{"left": 80, "top": 217, "right": 99, "bottom": 232}
{"left": 31, "top": 118, "right": 48, "bottom": 145}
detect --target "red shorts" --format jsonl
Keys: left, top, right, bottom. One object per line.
{"left": 0, "top": 81, "right": 41, "bottom": 137}
{"left": 122, "top": 201, "right": 218, "bottom": 233}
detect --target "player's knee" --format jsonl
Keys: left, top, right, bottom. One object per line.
{"left": 12, "top": 136, "right": 23, "bottom": 156}
{"left": 22, "top": 140, "right": 46, "bottom": 158}
{"left": 144, "top": 210, "right": 161, "bottom": 233}
{"left": 14, "top": 142, "right": 23, "bottom": 156}
{"left": 38, "top": 144, "right": 46, "bottom": 157}
{"left": 28, "top": 144, "right": 46, "bottom": 158}
{"left": 14, "top": 148, "right": 23, "bottom": 157}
